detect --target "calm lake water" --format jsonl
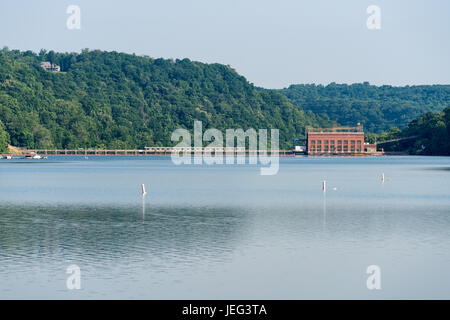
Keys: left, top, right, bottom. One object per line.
{"left": 0, "top": 156, "right": 449, "bottom": 299}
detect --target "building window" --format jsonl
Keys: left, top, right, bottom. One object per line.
{"left": 351, "top": 145, "right": 355, "bottom": 152}
{"left": 317, "top": 146, "right": 321, "bottom": 152}
{"left": 311, "top": 146, "right": 315, "bottom": 151}
{"left": 344, "top": 140, "right": 348, "bottom": 145}
{"left": 330, "top": 145, "right": 335, "bottom": 152}
{"left": 311, "top": 140, "right": 315, "bottom": 145}
{"left": 317, "top": 140, "right": 322, "bottom": 145}
{"left": 344, "top": 145, "right": 348, "bottom": 152}
{"left": 324, "top": 145, "right": 329, "bottom": 152}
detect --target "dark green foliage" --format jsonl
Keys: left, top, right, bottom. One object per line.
{"left": 401, "top": 107, "right": 450, "bottom": 155}
{"left": 0, "top": 119, "right": 9, "bottom": 153}
{"left": 372, "top": 107, "right": 450, "bottom": 155}
{"left": 279, "top": 83, "right": 450, "bottom": 133}
{"left": 0, "top": 48, "right": 329, "bottom": 150}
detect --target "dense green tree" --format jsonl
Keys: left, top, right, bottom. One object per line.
{"left": 401, "top": 107, "right": 450, "bottom": 155}
{"left": 371, "top": 107, "right": 450, "bottom": 155}
{"left": 47, "top": 50, "right": 56, "bottom": 69}
{"left": 0, "top": 119, "right": 9, "bottom": 153}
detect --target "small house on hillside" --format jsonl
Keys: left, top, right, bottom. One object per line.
{"left": 40, "top": 61, "right": 60, "bottom": 72}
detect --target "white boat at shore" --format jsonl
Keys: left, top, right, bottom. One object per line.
{"left": 23, "top": 154, "right": 47, "bottom": 159}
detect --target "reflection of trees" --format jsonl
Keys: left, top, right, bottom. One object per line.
{"left": 0, "top": 204, "right": 249, "bottom": 269}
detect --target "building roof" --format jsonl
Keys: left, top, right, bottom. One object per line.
{"left": 308, "top": 132, "right": 364, "bottom": 135}
{"left": 306, "top": 124, "right": 363, "bottom": 133}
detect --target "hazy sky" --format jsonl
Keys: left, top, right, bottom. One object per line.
{"left": 1, "top": 0, "right": 449, "bottom": 88}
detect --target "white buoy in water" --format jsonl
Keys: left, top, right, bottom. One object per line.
{"left": 381, "top": 173, "right": 385, "bottom": 182}
{"left": 322, "top": 180, "right": 326, "bottom": 192}
{"left": 141, "top": 184, "right": 147, "bottom": 197}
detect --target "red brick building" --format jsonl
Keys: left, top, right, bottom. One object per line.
{"left": 306, "top": 125, "right": 367, "bottom": 155}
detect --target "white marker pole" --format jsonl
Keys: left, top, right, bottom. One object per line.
{"left": 141, "top": 184, "right": 147, "bottom": 197}
{"left": 322, "top": 180, "right": 326, "bottom": 193}
{"left": 381, "top": 173, "right": 385, "bottom": 182}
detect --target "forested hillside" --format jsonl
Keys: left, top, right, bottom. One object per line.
{"left": 0, "top": 48, "right": 329, "bottom": 151}
{"left": 279, "top": 83, "right": 450, "bottom": 133}
{"left": 2, "top": 48, "right": 449, "bottom": 154}
{"left": 373, "top": 107, "right": 450, "bottom": 155}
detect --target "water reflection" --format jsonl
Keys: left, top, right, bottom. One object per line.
{"left": 0, "top": 203, "right": 249, "bottom": 274}
{"left": 322, "top": 194, "right": 326, "bottom": 232}
{"left": 142, "top": 197, "right": 146, "bottom": 221}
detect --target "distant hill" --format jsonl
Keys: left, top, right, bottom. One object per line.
{"left": 0, "top": 48, "right": 329, "bottom": 150}
{"left": 278, "top": 83, "right": 450, "bottom": 133}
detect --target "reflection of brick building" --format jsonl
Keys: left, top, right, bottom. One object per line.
{"left": 306, "top": 125, "right": 373, "bottom": 155}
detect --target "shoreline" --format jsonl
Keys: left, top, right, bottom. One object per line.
{"left": 3, "top": 153, "right": 446, "bottom": 159}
